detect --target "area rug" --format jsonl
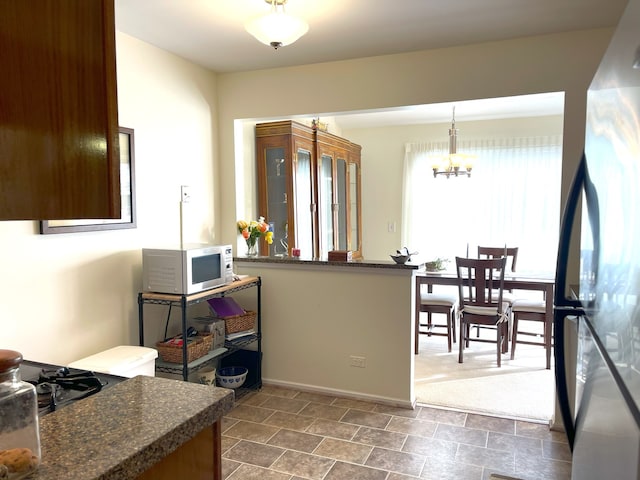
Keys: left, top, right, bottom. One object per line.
{"left": 414, "top": 332, "right": 555, "bottom": 422}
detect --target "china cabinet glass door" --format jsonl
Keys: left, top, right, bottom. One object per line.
{"left": 336, "top": 157, "right": 347, "bottom": 250}
{"left": 318, "top": 153, "right": 334, "bottom": 257}
{"left": 265, "top": 146, "right": 288, "bottom": 256}
{"left": 293, "top": 148, "right": 313, "bottom": 258}
{"left": 349, "top": 161, "right": 360, "bottom": 252}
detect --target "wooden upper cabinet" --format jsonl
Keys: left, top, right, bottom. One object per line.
{"left": 0, "top": 0, "right": 120, "bottom": 220}
{"left": 256, "top": 120, "right": 362, "bottom": 260}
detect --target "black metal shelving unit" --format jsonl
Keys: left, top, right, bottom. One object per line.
{"left": 137, "top": 276, "right": 262, "bottom": 392}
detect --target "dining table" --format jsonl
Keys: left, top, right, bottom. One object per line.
{"left": 415, "top": 268, "right": 555, "bottom": 362}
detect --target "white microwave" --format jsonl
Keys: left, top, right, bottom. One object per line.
{"left": 142, "top": 244, "right": 233, "bottom": 294}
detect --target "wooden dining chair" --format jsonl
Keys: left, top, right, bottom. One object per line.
{"left": 415, "top": 289, "right": 458, "bottom": 353}
{"left": 510, "top": 298, "right": 552, "bottom": 369}
{"left": 475, "top": 246, "right": 519, "bottom": 342}
{"left": 456, "top": 256, "right": 510, "bottom": 367}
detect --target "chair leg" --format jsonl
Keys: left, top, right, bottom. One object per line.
{"left": 545, "top": 318, "right": 551, "bottom": 370}
{"left": 446, "top": 311, "right": 452, "bottom": 353}
{"left": 458, "top": 320, "right": 465, "bottom": 363}
{"left": 510, "top": 313, "right": 519, "bottom": 360}
{"left": 452, "top": 311, "right": 456, "bottom": 343}
{"left": 414, "top": 312, "right": 419, "bottom": 355}
{"left": 497, "top": 326, "right": 502, "bottom": 367}
{"left": 501, "top": 323, "right": 507, "bottom": 354}
{"left": 501, "top": 311, "right": 511, "bottom": 354}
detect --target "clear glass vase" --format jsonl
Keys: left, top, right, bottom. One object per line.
{"left": 246, "top": 240, "right": 258, "bottom": 256}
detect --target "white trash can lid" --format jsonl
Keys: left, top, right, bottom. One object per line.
{"left": 68, "top": 346, "right": 158, "bottom": 376}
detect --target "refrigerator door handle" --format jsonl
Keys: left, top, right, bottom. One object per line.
{"left": 554, "top": 152, "right": 601, "bottom": 309}
{"left": 554, "top": 152, "right": 587, "bottom": 309}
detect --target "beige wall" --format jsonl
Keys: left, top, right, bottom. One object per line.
{"left": 1, "top": 33, "right": 220, "bottom": 364}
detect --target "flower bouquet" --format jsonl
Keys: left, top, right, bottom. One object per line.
{"left": 237, "top": 216, "right": 273, "bottom": 256}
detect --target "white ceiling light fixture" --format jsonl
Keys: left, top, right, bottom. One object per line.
{"left": 245, "top": 0, "right": 309, "bottom": 50}
{"left": 431, "top": 107, "right": 476, "bottom": 178}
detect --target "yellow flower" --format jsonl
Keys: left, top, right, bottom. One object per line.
{"left": 265, "top": 231, "right": 274, "bottom": 245}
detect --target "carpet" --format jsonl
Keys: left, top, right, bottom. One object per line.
{"left": 414, "top": 331, "right": 555, "bottom": 422}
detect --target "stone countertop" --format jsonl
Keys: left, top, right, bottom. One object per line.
{"left": 234, "top": 255, "right": 425, "bottom": 270}
{"left": 32, "top": 375, "right": 234, "bottom": 480}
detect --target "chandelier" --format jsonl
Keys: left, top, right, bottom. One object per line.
{"left": 245, "top": 0, "right": 309, "bottom": 50}
{"left": 431, "top": 107, "right": 475, "bottom": 178}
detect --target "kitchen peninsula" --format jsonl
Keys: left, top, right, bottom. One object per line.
{"left": 32, "top": 375, "right": 233, "bottom": 480}
{"left": 234, "top": 255, "right": 423, "bottom": 407}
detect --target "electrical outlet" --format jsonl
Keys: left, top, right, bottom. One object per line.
{"left": 181, "top": 185, "right": 191, "bottom": 203}
{"left": 350, "top": 355, "right": 366, "bottom": 368}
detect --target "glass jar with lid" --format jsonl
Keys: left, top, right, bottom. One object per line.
{"left": 0, "top": 350, "right": 40, "bottom": 479}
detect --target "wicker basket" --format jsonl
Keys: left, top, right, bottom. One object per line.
{"left": 156, "top": 333, "right": 213, "bottom": 363}
{"left": 223, "top": 310, "right": 257, "bottom": 334}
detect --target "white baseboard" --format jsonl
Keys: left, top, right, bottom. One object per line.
{"left": 262, "top": 377, "right": 416, "bottom": 410}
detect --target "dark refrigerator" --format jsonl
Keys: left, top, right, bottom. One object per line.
{"left": 554, "top": 0, "right": 640, "bottom": 478}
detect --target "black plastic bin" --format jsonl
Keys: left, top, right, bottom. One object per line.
{"left": 220, "top": 349, "right": 262, "bottom": 389}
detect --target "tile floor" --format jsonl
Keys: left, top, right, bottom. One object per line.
{"left": 221, "top": 385, "right": 572, "bottom": 480}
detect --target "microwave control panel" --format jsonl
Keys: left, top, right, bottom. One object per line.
{"left": 222, "top": 245, "right": 234, "bottom": 280}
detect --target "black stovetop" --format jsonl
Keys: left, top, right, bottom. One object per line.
{"left": 20, "top": 360, "right": 126, "bottom": 416}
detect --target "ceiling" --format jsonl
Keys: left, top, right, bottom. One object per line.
{"left": 114, "top": 0, "right": 627, "bottom": 127}
{"left": 308, "top": 93, "right": 567, "bottom": 129}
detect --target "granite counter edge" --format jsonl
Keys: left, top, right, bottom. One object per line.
{"left": 35, "top": 376, "right": 235, "bottom": 480}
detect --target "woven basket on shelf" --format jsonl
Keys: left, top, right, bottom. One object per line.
{"left": 156, "top": 333, "right": 213, "bottom": 363}
{"left": 223, "top": 310, "right": 256, "bottom": 334}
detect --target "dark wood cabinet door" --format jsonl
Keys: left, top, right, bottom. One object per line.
{"left": 0, "top": 0, "right": 120, "bottom": 220}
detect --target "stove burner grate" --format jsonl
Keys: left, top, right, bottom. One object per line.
{"left": 28, "top": 367, "right": 106, "bottom": 414}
